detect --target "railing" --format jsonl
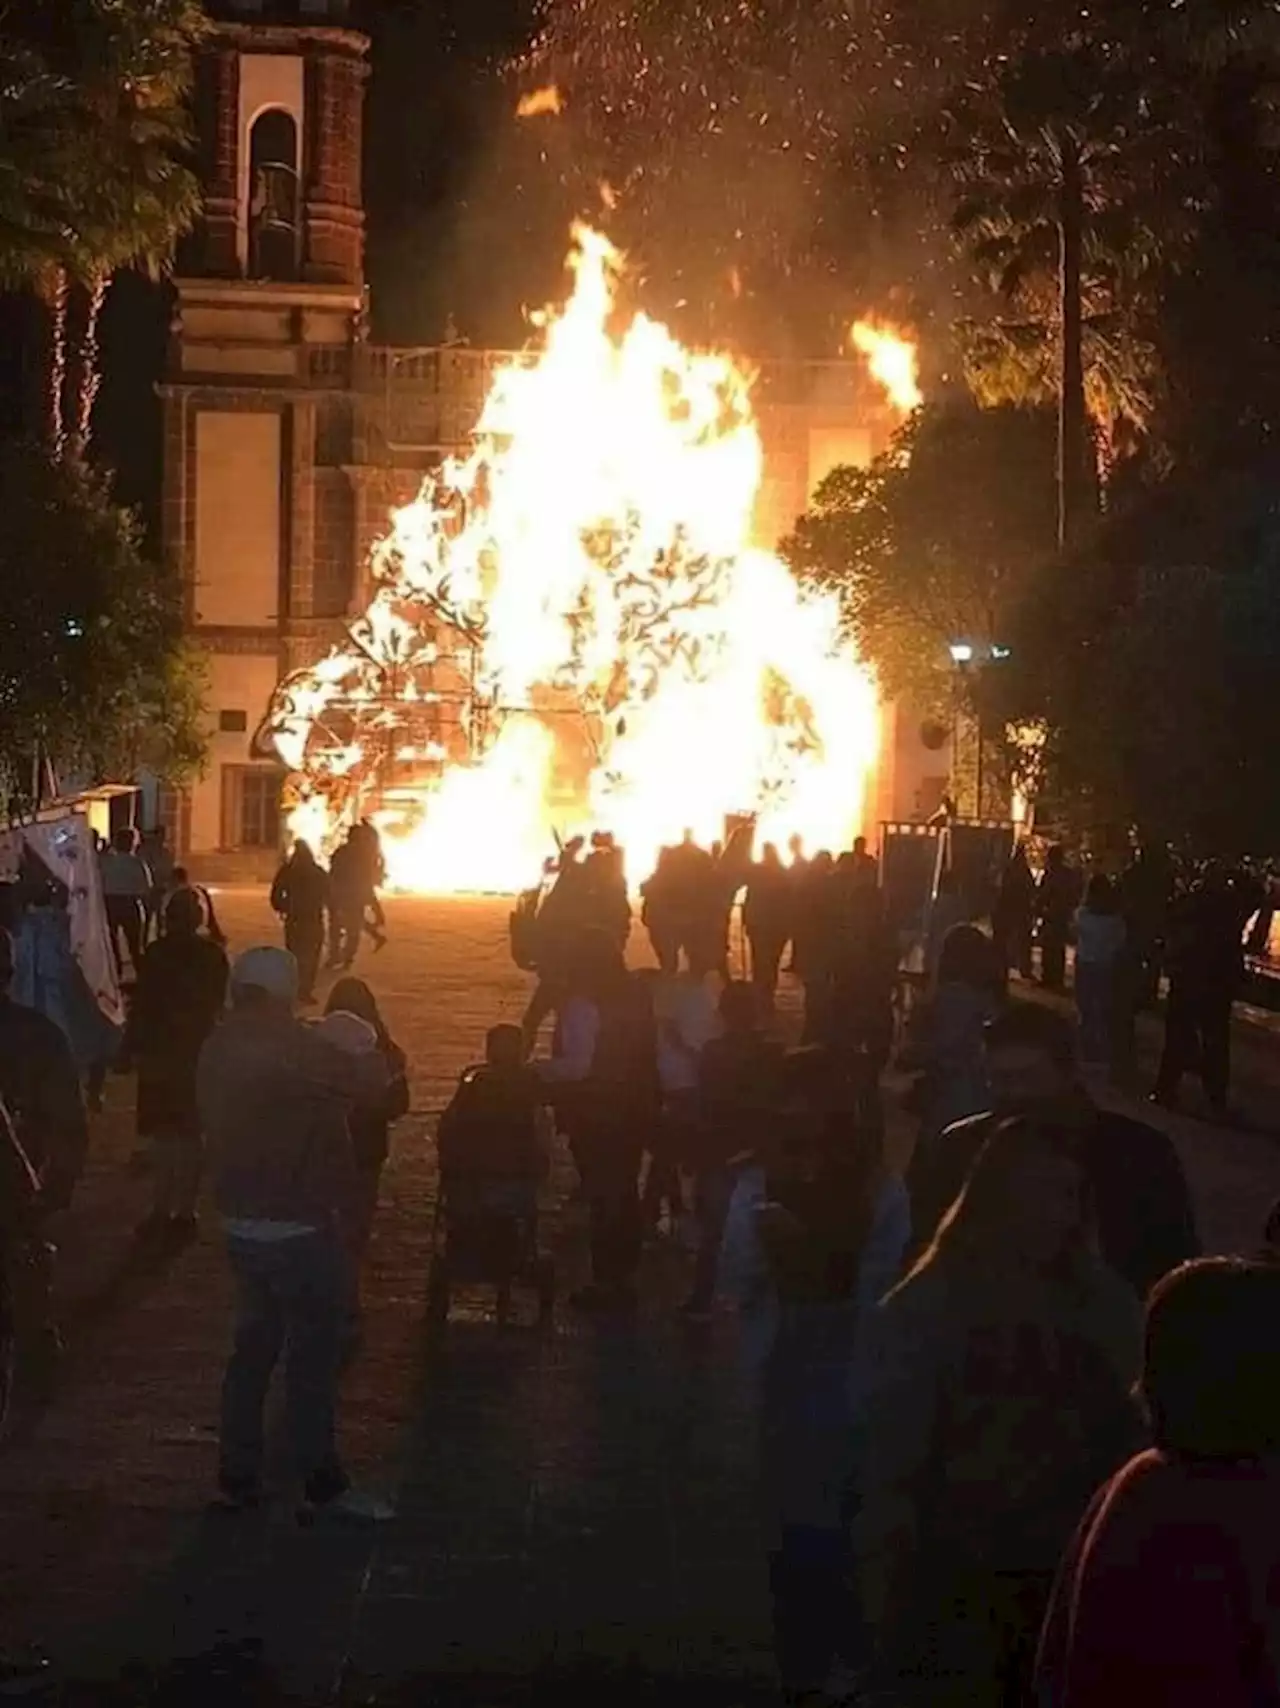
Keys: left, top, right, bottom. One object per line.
{"left": 249, "top": 162, "right": 300, "bottom": 282}
{"left": 352, "top": 346, "right": 869, "bottom": 406}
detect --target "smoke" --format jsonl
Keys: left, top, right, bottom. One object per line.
{"left": 365, "top": 0, "right": 991, "bottom": 357}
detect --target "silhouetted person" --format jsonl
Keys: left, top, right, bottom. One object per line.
{"left": 827, "top": 882, "right": 899, "bottom": 1125}
{"left": 326, "top": 835, "right": 365, "bottom": 972}
{"left": 1037, "top": 846, "right": 1082, "bottom": 991}
{"left": 850, "top": 834, "right": 878, "bottom": 889}
{"left": 521, "top": 839, "right": 589, "bottom": 1049}
{"left": 584, "top": 834, "right": 631, "bottom": 952}
{"left": 128, "top": 888, "right": 229, "bottom": 1240}
{"left": 537, "top": 931, "right": 659, "bottom": 1312}
{"left": 641, "top": 846, "right": 682, "bottom": 974}
{"left": 993, "top": 843, "right": 1036, "bottom": 979}
{"left": 167, "top": 866, "right": 227, "bottom": 948}
{"left": 99, "top": 825, "right": 151, "bottom": 977}
{"left": 270, "top": 839, "right": 329, "bottom": 1003}
{"left": 347, "top": 820, "right": 388, "bottom": 950}
{"left": 1154, "top": 868, "right": 1249, "bottom": 1118}
{"left": 794, "top": 851, "right": 837, "bottom": 1044}
{"left": 663, "top": 830, "right": 717, "bottom": 974}
{"left": 745, "top": 843, "right": 792, "bottom": 1012}
{"left": 1117, "top": 844, "right": 1172, "bottom": 1010}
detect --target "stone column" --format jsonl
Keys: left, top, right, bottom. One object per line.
{"left": 303, "top": 48, "right": 368, "bottom": 288}
{"left": 198, "top": 49, "right": 240, "bottom": 278}
{"left": 288, "top": 399, "right": 318, "bottom": 620}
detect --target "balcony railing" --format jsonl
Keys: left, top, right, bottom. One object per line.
{"left": 249, "top": 161, "right": 300, "bottom": 281}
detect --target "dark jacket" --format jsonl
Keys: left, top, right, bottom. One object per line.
{"left": 349, "top": 1036, "right": 409, "bottom": 1173}
{"left": 438, "top": 1063, "right": 546, "bottom": 1184}
{"left": 198, "top": 1007, "right": 388, "bottom": 1228}
{"left": 270, "top": 856, "right": 329, "bottom": 925}
{"left": 0, "top": 994, "right": 88, "bottom": 1213}
{"left": 693, "top": 1031, "right": 785, "bottom": 1169}
{"left": 127, "top": 932, "right": 229, "bottom": 1134}
{"left": 908, "top": 1103, "right": 1199, "bottom": 1298}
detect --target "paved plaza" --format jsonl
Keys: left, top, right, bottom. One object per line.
{"left": 0, "top": 891, "right": 1278, "bottom": 1703}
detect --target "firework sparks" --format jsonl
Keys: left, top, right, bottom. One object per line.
{"left": 258, "top": 226, "right": 881, "bottom": 894}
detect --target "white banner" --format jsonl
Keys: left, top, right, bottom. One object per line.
{"left": 20, "top": 813, "right": 125, "bottom": 1029}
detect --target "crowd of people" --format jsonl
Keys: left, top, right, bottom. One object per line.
{"left": 0, "top": 818, "right": 1277, "bottom": 1704}
{"left": 990, "top": 841, "right": 1268, "bottom": 1118}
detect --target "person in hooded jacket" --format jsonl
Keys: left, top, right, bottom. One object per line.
{"left": 127, "top": 886, "right": 229, "bottom": 1241}
{"left": 271, "top": 840, "right": 329, "bottom": 1004}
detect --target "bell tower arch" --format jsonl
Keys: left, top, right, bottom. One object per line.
{"left": 162, "top": 0, "right": 369, "bottom": 874}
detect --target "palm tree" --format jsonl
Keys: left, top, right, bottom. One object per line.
{"left": 951, "top": 42, "right": 1202, "bottom": 546}
{"left": 0, "top": 0, "right": 205, "bottom": 458}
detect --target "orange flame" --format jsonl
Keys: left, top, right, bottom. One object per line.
{"left": 264, "top": 226, "right": 881, "bottom": 894}
{"left": 516, "top": 85, "right": 563, "bottom": 119}
{"left": 851, "top": 319, "right": 922, "bottom": 413}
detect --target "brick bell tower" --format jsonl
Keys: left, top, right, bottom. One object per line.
{"left": 161, "top": 0, "right": 369, "bottom": 875}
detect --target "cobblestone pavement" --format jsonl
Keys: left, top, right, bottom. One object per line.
{"left": 0, "top": 892, "right": 1276, "bottom": 1704}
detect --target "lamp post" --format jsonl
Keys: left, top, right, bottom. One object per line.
{"left": 949, "top": 642, "right": 974, "bottom": 817}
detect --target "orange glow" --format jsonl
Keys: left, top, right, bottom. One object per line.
{"left": 516, "top": 85, "right": 563, "bottom": 118}
{"left": 264, "top": 226, "right": 881, "bottom": 894}
{"left": 851, "top": 318, "right": 922, "bottom": 413}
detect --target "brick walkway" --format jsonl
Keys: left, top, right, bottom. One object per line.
{"left": 0, "top": 892, "right": 1277, "bottom": 1704}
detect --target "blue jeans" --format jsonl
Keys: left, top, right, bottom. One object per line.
{"left": 219, "top": 1229, "right": 349, "bottom": 1502}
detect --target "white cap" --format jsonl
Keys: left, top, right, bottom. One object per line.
{"left": 230, "top": 945, "right": 299, "bottom": 1004}
{"left": 315, "top": 1010, "right": 378, "bottom": 1055}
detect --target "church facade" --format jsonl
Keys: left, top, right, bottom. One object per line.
{"left": 164, "top": 0, "right": 939, "bottom": 878}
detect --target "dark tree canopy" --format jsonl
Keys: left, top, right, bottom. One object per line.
{"left": 988, "top": 463, "right": 1280, "bottom": 849}
{"left": 0, "top": 442, "right": 205, "bottom": 799}
{"left": 781, "top": 400, "right": 1058, "bottom": 713}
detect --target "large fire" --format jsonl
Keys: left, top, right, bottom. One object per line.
{"left": 260, "top": 227, "right": 883, "bottom": 894}
{"left": 851, "top": 319, "right": 922, "bottom": 414}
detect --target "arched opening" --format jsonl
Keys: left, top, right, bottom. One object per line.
{"left": 248, "top": 108, "right": 300, "bottom": 281}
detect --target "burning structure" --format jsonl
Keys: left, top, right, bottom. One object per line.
{"left": 163, "top": 2, "right": 930, "bottom": 886}
{"left": 255, "top": 227, "right": 887, "bottom": 891}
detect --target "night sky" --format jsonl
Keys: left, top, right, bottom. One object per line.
{"left": 97, "top": 0, "right": 549, "bottom": 522}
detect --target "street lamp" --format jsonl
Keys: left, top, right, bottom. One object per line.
{"left": 948, "top": 642, "right": 978, "bottom": 816}
{"left": 949, "top": 642, "right": 975, "bottom": 667}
